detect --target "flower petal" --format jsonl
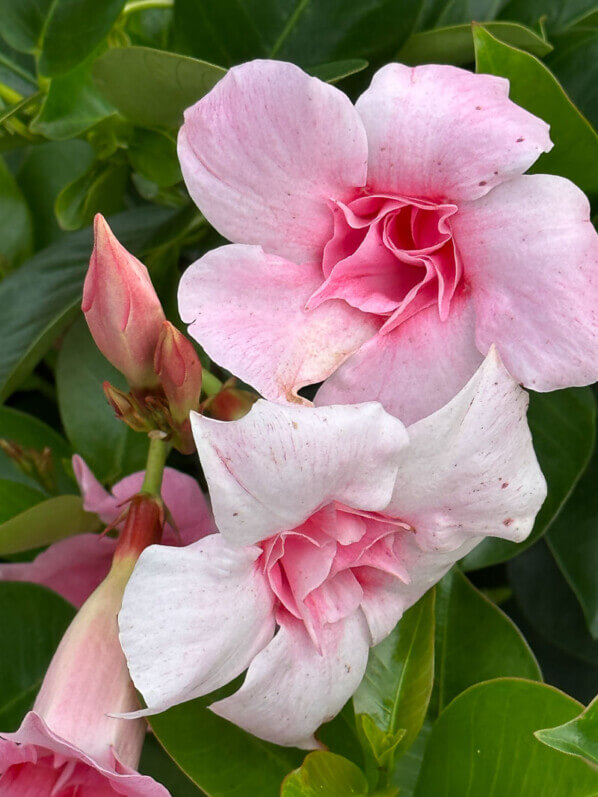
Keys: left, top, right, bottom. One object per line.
{"left": 191, "top": 400, "right": 408, "bottom": 546}
{"left": 0, "top": 534, "right": 114, "bottom": 608}
{"left": 179, "top": 244, "right": 378, "bottom": 403}
{"left": 118, "top": 535, "right": 275, "bottom": 715}
{"left": 210, "top": 610, "right": 370, "bottom": 749}
{"left": 178, "top": 60, "right": 368, "bottom": 262}
{"left": 72, "top": 455, "right": 117, "bottom": 523}
{"left": 356, "top": 63, "right": 551, "bottom": 202}
{"left": 387, "top": 348, "right": 547, "bottom": 550}
{"left": 315, "top": 290, "right": 483, "bottom": 426}
{"left": 453, "top": 174, "right": 598, "bottom": 391}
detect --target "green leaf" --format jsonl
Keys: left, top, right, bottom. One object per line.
{"left": 392, "top": 717, "right": 433, "bottom": 797}
{"left": 0, "top": 494, "right": 99, "bottom": 556}
{"left": 93, "top": 47, "right": 225, "bottom": 129}
{"left": 55, "top": 159, "right": 128, "bottom": 231}
{"left": 56, "top": 316, "right": 148, "bottom": 483}
{"left": 0, "top": 155, "right": 33, "bottom": 273}
{"left": 356, "top": 714, "right": 405, "bottom": 769}
{"left": 31, "top": 47, "right": 115, "bottom": 140}
{"left": 414, "top": 679, "right": 598, "bottom": 796}
{"left": 0, "top": 0, "right": 53, "bottom": 53}
{"left": 0, "top": 582, "right": 75, "bottom": 730}
{"left": 139, "top": 734, "right": 203, "bottom": 796}
{"left": 0, "top": 405, "right": 73, "bottom": 492}
{"left": 173, "top": 0, "right": 422, "bottom": 70}
{"left": 546, "top": 29, "right": 598, "bottom": 132}
{"left": 0, "top": 203, "right": 183, "bottom": 402}
{"left": 536, "top": 695, "right": 598, "bottom": 767}
{"left": 353, "top": 589, "right": 435, "bottom": 765}
{"left": 38, "top": 0, "right": 127, "bottom": 77}
{"left": 508, "top": 540, "right": 598, "bottom": 665}
{"left": 416, "top": 0, "right": 503, "bottom": 29}
{"left": 0, "top": 479, "right": 45, "bottom": 522}
{"left": 463, "top": 387, "right": 596, "bottom": 570}
{"left": 399, "top": 21, "right": 552, "bottom": 66}
{"left": 308, "top": 58, "right": 369, "bottom": 83}
{"left": 150, "top": 695, "right": 302, "bottom": 797}
{"left": 282, "top": 751, "right": 368, "bottom": 797}
{"left": 128, "top": 129, "right": 181, "bottom": 187}
{"left": 498, "top": 0, "right": 598, "bottom": 33}
{"left": 473, "top": 24, "right": 598, "bottom": 196}
{"left": 546, "top": 444, "right": 598, "bottom": 638}
{"left": 16, "top": 140, "right": 94, "bottom": 248}
{"left": 433, "top": 570, "right": 541, "bottom": 716}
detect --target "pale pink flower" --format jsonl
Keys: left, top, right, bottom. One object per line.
{"left": 0, "top": 456, "right": 214, "bottom": 607}
{"left": 0, "top": 510, "right": 169, "bottom": 795}
{"left": 177, "top": 60, "right": 598, "bottom": 424}
{"left": 118, "top": 351, "right": 546, "bottom": 749}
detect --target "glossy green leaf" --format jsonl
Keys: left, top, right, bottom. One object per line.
{"left": 546, "top": 445, "right": 598, "bottom": 638}
{"left": 173, "top": 0, "right": 422, "bottom": 70}
{"left": 399, "top": 21, "right": 552, "bottom": 66}
{"left": 416, "top": 0, "right": 503, "bottom": 29}
{"left": 308, "top": 59, "right": 369, "bottom": 83}
{"left": 0, "top": 494, "right": 99, "bottom": 556}
{"left": 56, "top": 316, "right": 148, "bottom": 483}
{"left": 392, "top": 717, "right": 433, "bottom": 797}
{"left": 354, "top": 589, "right": 435, "bottom": 765}
{"left": 139, "top": 734, "right": 203, "bottom": 796}
{"left": 93, "top": 47, "right": 225, "bottom": 129}
{"left": 463, "top": 387, "right": 596, "bottom": 570}
{"left": 473, "top": 24, "right": 598, "bottom": 195}
{"left": 150, "top": 695, "right": 302, "bottom": 797}
{"left": 0, "top": 406, "right": 73, "bottom": 492}
{"left": 0, "top": 582, "right": 75, "bottom": 730}
{"left": 0, "top": 479, "right": 45, "bottom": 522}
{"left": 38, "top": 0, "right": 126, "bottom": 77}
{"left": 0, "top": 155, "right": 33, "bottom": 273}
{"left": 547, "top": 29, "right": 598, "bottom": 132}
{"left": 536, "top": 695, "right": 598, "bottom": 766}
{"left": 433, "top": 570, "right": 541, "bottom": 715}
{"left": 356, "top": 714, "right": 405, "bottom": 769}
{"left": 0, "top": 204, "right": 183, "bottom": 402}
{"left": 55, "top": 160, "right": 128, "bottom": 231}
{"left": 0, "top": 0, "right": 53, "bottom": 53}
{"left": 128, "top": 129, "right": 181, "bottom": 187}
{"left": 16, "top": 140, "right": 94, "bottom": 248}
{"left": 498, "top": 0, "right": 598, "bottom": 33}
{"left": 282, "top": 751, "right": 369, "bottom": 797}
{"left": 508, "top": 540, "right": 598, "bottom": 665}
{"left": 414, "top": 679, "right": 598, "bottom": 797}
{"left": 31, "top": 48, "right": 115, "bottom": 140}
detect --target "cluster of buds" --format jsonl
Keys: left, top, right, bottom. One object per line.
{"left": 0, "top": 439, "right": 56, "bottom": 493}
{"left": 82, "top": 215, "right": 203, "bottom": 453}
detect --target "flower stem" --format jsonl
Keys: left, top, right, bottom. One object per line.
{"left": 141, "top": 434, "right": 170, "bottom": 497}
{"left": 122, "top": 0, "right": 173, "bottom": 16}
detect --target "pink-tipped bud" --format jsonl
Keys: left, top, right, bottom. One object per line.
{"left": 202, "top": 379, "right": 257, "bottom": 421}
{"left": 82, "top": 214, "right": 165, "bottom": 389}
{"left": 154, "top": 321, "right": 202, "bottom": 424}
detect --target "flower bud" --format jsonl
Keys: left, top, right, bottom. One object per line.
{"left": 82, "top": 214, "right": 165, "bottom": 390}
{"left": 202, "top": 378, "right": 258, "bottom": 421}
{"left": 154, "top": 321, "right": 202, "bottom": 424}
{"left": 0, "top": 492, "right": 169, "bottom": 794}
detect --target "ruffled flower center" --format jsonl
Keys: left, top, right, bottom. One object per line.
{"left": 307, "top": 193, "right": 462, "bottom": 332}
{"left": 259, "top": 502, "right": 412, "bottom": 650}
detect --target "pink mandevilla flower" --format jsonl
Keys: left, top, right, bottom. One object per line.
{"left": 0, "top": 457, "right": 214, "bottom": 607}
{"left": 177, "top": 59, "right": 598, "bottom": 425}
{"left": 118, "top": 351, "right": 546, "bottom": 749}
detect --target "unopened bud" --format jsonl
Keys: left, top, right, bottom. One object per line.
{"left": 154, "top": 321, "right": 202, "bottom": 424}
{"left": 202, "top": 379, "right": 258, "bottom": 421}
{"left": 82, "top": 215, "right": 165, "bottom": 389}
{"left": 113, "top": 493, "right": 164, "bottom": 564}
{"left": 103, "top": 381, "right": 152, "bottom": 433}
{"left": 0, "top": 439, "right": 56, "bottom": 493}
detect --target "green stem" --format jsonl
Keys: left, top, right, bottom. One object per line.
{"left": 141, "top": 435, "right": 170, "bottom": 497}
{"left": 122, "top": 0, "right": 173, "bottom": 16}
{"left": 202, "top": 370, "right": 223, "bottom": 397}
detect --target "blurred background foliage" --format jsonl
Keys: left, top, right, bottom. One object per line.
{"left": 0, "top": 1, "right": 596, "bottom": 795}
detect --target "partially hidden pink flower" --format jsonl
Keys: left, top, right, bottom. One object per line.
{"left": 0, "top": 499, "right": 169, "bottom": 795}
{"left": 177, "top": 60, "right": 598, "bottom": 425}
{"left": 82, "top": 215, "right": 166, "bottom": 391}
{"left": 118, "top": 350, "right": 546, "bottom": 749}
{"left": 0, "top": 456, "right": 214, "bottom": 607}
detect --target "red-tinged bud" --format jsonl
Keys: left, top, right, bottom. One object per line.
{"left": 103, "top": 381, "right": 152, "bottom": 433}
{"left": 202, "top": 378, "right": 258, "bottom": 421}
{"left": 113, "top": 493, "right": 164, "bottom": 565}
{"left": 0, "top": 439, "right": 56, "bottom": 493}
{"left": 82, "top": 214, "right": 165, "bottom": 390}
{"left": 154, "top": 321, "right": 202, "bottom": 424}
